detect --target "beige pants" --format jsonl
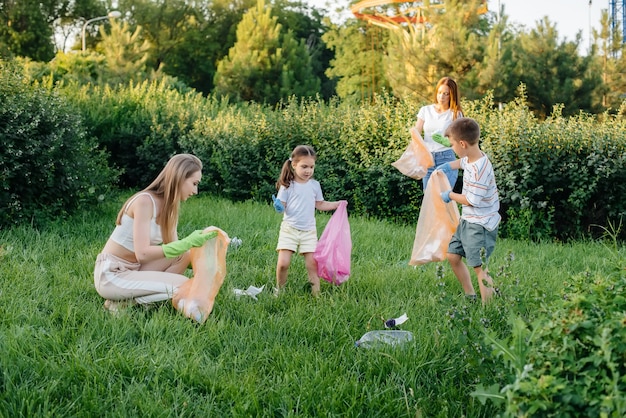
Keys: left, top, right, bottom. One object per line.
{"left": 94, "top": 253, "right": 189, "bottom": 304}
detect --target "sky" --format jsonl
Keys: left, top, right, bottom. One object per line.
{"left": 306, "top": 0, "right": 608, "bottom": 54}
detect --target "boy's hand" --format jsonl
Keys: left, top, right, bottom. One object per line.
{"left": 436, "top": 162, "right": 452, "bottom": 174}
{"left": 432, "top": 133, "right": 451, "bottom": 147}
{"left": 441, "top": 190, "right": 452, "bottom": 203}
{"left": 272, "top": 195, "right": 284, "bottom": 213}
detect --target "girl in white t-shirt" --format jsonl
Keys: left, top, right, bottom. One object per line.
{"left": 415, "top": 76, "right": 464, "bottom": 189}
{"left": 273, "top": 145, "right": 343, "bottom": 296}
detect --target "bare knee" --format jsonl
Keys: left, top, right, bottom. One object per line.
{"left": 276, "top": 260, "right": 290, "bottom": 273}
{"left": 276, "top": 251, "right": 293, "bottom": 271}
{"left": 304, "top": 254, "right": 317, "bottom": 271}
{"left": 447, "top": 252, "right": 462, "bottom": 266}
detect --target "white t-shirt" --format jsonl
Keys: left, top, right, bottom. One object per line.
{"left": 460, "top": 153, "right": 501, "bottom": 231}
{"left": 416, "top": 104, "right": 460, "bottom": 152}
{"left": 277, "top": 179, "right": 324, "bottom": 231}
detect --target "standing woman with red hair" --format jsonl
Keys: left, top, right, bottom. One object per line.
{"left": 414, "top": 76, "right": 463, "bottom": 189}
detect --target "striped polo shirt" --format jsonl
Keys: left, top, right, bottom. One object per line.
{"left": 460, "top": 152, "right": 501, "bottom": 231}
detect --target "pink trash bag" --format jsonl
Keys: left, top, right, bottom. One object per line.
{"left": 409, "top": 171, "right": 460, "bottom": 265}
{"left": 314, "top": 200, "right": 351, "bottom": 285}
{"left": 172, "top": 227, "right": 230, "bottom": 323}
{"left": 391, "top": 127, "right": 435, "bottom": 179}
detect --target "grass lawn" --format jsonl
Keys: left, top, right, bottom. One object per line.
{"left": 0, "top": 195, "right": 616, "bottom": 417}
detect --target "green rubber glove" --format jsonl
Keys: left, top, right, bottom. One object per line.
{"left": 432, "top": 133, "right": 451, "bottom": 147}
{"left": 162, "top": 230, "right": 218, "bottom": 258}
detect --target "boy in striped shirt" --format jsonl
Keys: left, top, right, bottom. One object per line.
{"left": 437, "top": 117, "right": 501, "bottom": 303}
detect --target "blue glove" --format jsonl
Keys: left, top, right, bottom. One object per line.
{"left": 436, "top": 162, "right": 452, "bottom": 174}
{"left": 441, "top": 190, "right": 452, "bottom": 203}
{"left": 272, "top": 195, "right": 284, "bottom": 213}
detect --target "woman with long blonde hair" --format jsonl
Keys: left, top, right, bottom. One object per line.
{"left": 94, "top": 154, "right": 215, "bottom": 313}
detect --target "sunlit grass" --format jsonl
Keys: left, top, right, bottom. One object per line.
{"left": 0, "top": 195, "right": 616, "bottom": 417}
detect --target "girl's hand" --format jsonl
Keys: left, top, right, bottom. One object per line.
{"left": 272, "top": 195, "right": 284, "bottom": 213}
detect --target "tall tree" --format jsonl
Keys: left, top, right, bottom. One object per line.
{"left": 98, "top": 19, "right": 151, "bottom": 84}
{"left": 510, "top": 17, "right": 602, "bottom": 117}
{"left": 322, "top": 18, "right": 390, "bottom": 102}
{"left": 272, "top": 0, "right": 335, "bottom": 99}
{"left": 0, "top": 0, "right": 55, "bottom": 60}
{"left": 213, "top": 0, "right": 319, "bottom": 104}
{"left": 117, "top": 0, "right": 198, "bottom": 71}
{"left": 383, "top": 0, "right": 490, "bottom": 103}
{"left": 116, "top": 0, "right": 256, "bottom": 94}
{"left": 473, "top": 19, "right": 515, "bottom": 104}
{"left": 594, "top": 9, "right": 626, "bottom": 111}
{"left": 0, "top": 0, "right": 105, "bottom": 60}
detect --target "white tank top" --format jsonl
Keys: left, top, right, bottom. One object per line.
{"left": 109, "top": 193, "right": 163, "bottom": 252}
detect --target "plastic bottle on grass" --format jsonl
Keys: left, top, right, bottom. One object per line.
{"left": 355, "top": 330, "right": 414, "bottom": 348}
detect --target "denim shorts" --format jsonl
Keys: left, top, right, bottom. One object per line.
{"left": 448, "top": 219, "right": 498, "bottom": 267}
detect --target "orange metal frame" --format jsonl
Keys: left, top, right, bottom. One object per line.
{"left": 351, "top": 0, "right": 487, "bottom": 27}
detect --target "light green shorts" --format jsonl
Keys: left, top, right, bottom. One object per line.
{"left": 276, "top": 222, "right": 318, "bottom": 254}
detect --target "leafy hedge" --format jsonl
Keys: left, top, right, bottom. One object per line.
{"left": 65, "top": 84, "right": 425, "bottom": 223}
{"left": 469, "top": 88, "right": 626, "bottom": 240}
{"left": 0, "top": 62, "right": 116, "bottom": 228}
{"left": 5, "top": 63, "right": 626, "bottom": 239}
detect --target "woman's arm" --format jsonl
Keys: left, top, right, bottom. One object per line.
{"left": 130, "top": 194, "right": 168, "bottom": 263}
{"left": 415, "top": 117, "right": 425, "bottom": 135}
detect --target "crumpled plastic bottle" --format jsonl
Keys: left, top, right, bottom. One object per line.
{"left": 355, "top": 330, "right": 414, "bottom": 348}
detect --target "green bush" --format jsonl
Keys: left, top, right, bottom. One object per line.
{"left": 182, "top": 94, "right": 425, "bottom": 222}
{"left": 62, "top": 80, "right": 207, "bottom": 187}
{"left": 13, "top": 61, "right": 625, "bottom": 238}
{"left": 474, "top": 264, "right": 626, "bottom": 416}
{"left": 0, "top": 62, "right": 116, "bottom": 228}
{"left": 469, "top": 89, "right": 626, "bottom": 240}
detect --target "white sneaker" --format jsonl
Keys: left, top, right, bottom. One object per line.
{"left": 103, "top": 299, "right": 133, "bottom": 315}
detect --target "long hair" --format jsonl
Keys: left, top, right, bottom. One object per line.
{"left": 116, "top": 154, "right": 202, "bottom": 243}
{"left": 434, "top": 77, "right": 463, "bottom": 120}
{"left": 276, "top": 145, "right": 317, "bottom": 190}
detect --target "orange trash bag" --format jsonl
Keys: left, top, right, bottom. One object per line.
{"left": 409, "top": 171, "right": 460, "bottom": 265}
{"left": 391, "top": 127, "right": 435, "bottom": 179}
{"left": 172, "top": 227, "right": 230, "bottom": 323}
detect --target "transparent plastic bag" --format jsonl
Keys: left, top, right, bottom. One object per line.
{"left": 172, "top": 227, "right": 229, "bottom": 323}
{"left": 314, "top": 200, "right": 351, "bottom": 285}
{"left": 391, "top": 127, "right": 435, "bottom": 179}
{"left": 409, "top": 170, "right": 460, "bottom": 265}
{"left": 355, "top": 330, "right": 414, "bottom": 348}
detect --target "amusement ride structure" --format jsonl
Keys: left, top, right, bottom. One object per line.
{"left": 347, "top": 1, "right": 488, "bottom": 100}
{"left": 351, "top": 0, "right": 625, "bottom": 46}
{"left": 610, "top": 0, "right": 626, "bottom": 44}
{"left": 350, "top": 0, "right": 487, "bottom": 31}
{"left": 346, "top": 1, "right": 625, "bottom": 101}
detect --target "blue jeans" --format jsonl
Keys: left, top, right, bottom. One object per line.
{"left": 422, "top": 149, "right": 458, "bottom": 189}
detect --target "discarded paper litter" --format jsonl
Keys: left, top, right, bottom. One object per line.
{"left": 233, "top": 285, "right": 265, "bottom": 300}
